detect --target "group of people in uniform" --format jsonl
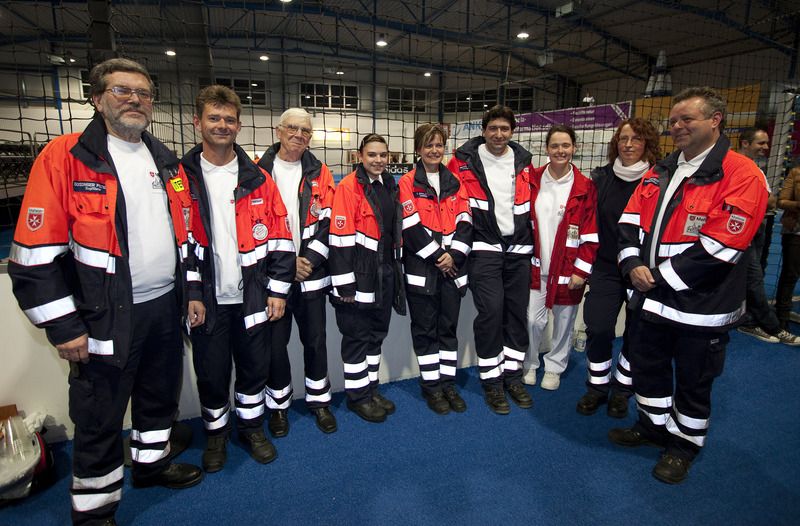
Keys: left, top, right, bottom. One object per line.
{"left": 8, "top": 58, "right": 770, "bottom": 525}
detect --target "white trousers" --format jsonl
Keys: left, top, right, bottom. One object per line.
{"left": 526, "top": 276, "right": 579, "bottom": 375}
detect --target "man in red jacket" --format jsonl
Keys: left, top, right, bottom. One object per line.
{"left": 611, "top": 87, "right": 768, "bottom": 484}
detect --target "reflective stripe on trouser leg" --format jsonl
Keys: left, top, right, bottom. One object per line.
{"left": 293, "top": 293, "right": 331, "bottom": 407}
{"left": 305, "top": 376, "right": 332, "bottom": 405}
{"left": 235, "top": 389, "right": 266, "bottom": 427}
{"left": 71, "top": 464, "right": 124, "bottom": 521}
{"left": 265, "top": 384, "right": 293, "bottom": 410}
{"left": 407, "top": 290, "right": 442, "bottom": 392}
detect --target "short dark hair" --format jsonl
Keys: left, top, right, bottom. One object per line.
{"left": 359, "top": 133, "right": 387, "bottom": 153}
{"left": 88, "top": 58, "right": 154, "bottom": 101}
{"left": 739, "top": 126, "right": 767, "bottom": 145}
{"left": 482, "top": 105, "right": 516, "bottom": 131}
{"left": 545, "top": 124, "right": 577, "bottom": 147}
{"left": 413, "top": 123, "right": 449, "bottom": 153}
{"left": 608, "top": 118, "right": 661, "bottom": 164}
{"left": 195, "top": 85, "right": 242, "bottom": 119}
{"left": 673, "top": 86, "right": 727, "bottom": 129}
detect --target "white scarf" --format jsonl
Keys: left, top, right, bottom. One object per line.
{"left": 613, "top": 158, "right": 649, "bottom": 182}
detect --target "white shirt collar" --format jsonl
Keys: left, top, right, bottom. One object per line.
{"left": 200, "top": 152, "right": 238, "bottom": 175}
{"left": 677, "top": 143, "right": 714, "bottom": 168}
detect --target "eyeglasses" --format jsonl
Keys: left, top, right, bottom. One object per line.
{"left": 280, "top": 123, "right": 313, "bottom": 138}
{"left": 105, "top": 86, "right": 154, "bottom": 102}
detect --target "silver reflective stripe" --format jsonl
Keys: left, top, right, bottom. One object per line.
{"left": 658, "top": 243, "right": 694, "bottom": 258}
{"left": 589, "top": 359, "right": 613, "bottom": 371}
{"left": 658, "top": 259, "right": 690, "bottom": 292}
{"left": 186, "top": 270, "right": 201, "bottom": 282}
{"left": 236, "top": 404, "right": 265, "bottom": 419}
{"left": 617, "top": 246, "right": 640, "bottom": 263}
{"left": 10, "top": 242, "right": 68, "bottom": 266}
{"left": 405, "top": 274, "right": 426, "bottom": 287}
{"left": 266, "top": 384, "right": 293, "bottom": 399}
{"left": 244, "top": 310, "right": 268, "bottom": 329}
{"left": 307, "top": 239, "right": 329, "bottom": 259}
{"left": 417, "top": 239, "right": 441, "bottom": 259}
{"left": 456, "top": 211, "right": 472, "bottom": 224}
{"left": 345, "top": 376, "right": 370, "bottom": 389}
{"left": 130, "top": 443, "right": 170, "bottom": 464}
{"left": 580, "top": 232, "right": 599, "bottom": 243}
{"left": 72, "top": 465, "right": 124, "bottom": 490}
{"left": 355, "top": 232, "right": 379, "bottom": 251}
{"left": 305, "top": 377, "right": 329, "bottom": 389}
{"left": 513, "top": 201, "right": 530, "bottom": 215}
{"left": 417, "top": 353, "right": 439, "bottom": 365}
{"left": 574, "top": 258, "right": 592, "bottom": 274}
{"left": 472, "top": 241, "right": 502, "bottom": 252}
{"left": 240, "top": 244, "right": 268, "bottom": 267}
{"left": 450, "top": 240, "right": 470, "bottom": 256}
{"left": 503, "top": 346, "right": 524, "bottom": 361}
{"left": 507, "top": 244, "right": 533, "bottom": 254}
{"left": 87, "top": 338, "right": 113, "bottom": 356}
{"left": 24, "top": 295, "right": 77, "bottom": 325}
{"left": 269, "top": 279, "right": 292, "bottom": 295}
{"left": 557, "top": 275, "right": 571, "bottom": 284}
{"left": 642, "top": 297, "right": 744, "bottom": 327}
{"left": 235, "top": 391, "right": 264, "bottom": 404}
{"left": 420, "top": 369, "right": 440, "bottom": 380}
{"left": 355, "top": 290, "right": 376, "bottom": 303}
{"left": 71, "top": 489, "right": 122, "bottom": 512}
{"left": 402, "top": 212, "right": 421, "bottom": 229}
{"left": 479, "top": 365, "right": 502, "bottom": 379}
{"left": 618, "top": 212, "right": 640, "bottom": 225}
{"left": 330, "top": 233, "right": 356, "bottom": 247}
{"left": 469, "top": 197, "right": 489, "bottom": 210}
{"left": 72, "top": 243, "right": 115, "bottom": 274}
{"left": 331, "top": 272, "right": 356, "bottom": 286}
{"left": 635, "top": 394, "right": 673, "bottom": 408}
{"left": 566, "top": 238, "right": 580, "bottom": 248}
{"left": 440, "top": 364, "right": 456, "bottom": 376}
{"left": 301, "top": 275, "right": 331, "bottom": 292}
{"left": 454, "top": 274, "right": 468, "bottom": 288}
{"left": 343, "top": 360, "right": 367, "bottom": 373}
{"left": 269, "top": 238, "right": 296, "bottom": 253}
{"left": 318, "top": 207, "right": 332, "bottom": 220}
{"left": 302, "top": 223, "right": 319, "bottom": 240}
{"left": 306, "top": 391, "right": 331, "bottom": 403}
{"left": 195, "top": 245, "right": 205, "bottom": 261}
{"left": 130, "top": 427, "right": 171, "bottom": 444}
{"left": 700, "top": 234, "right": 742, "bottom": 263}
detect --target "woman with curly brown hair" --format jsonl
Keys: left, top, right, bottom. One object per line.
{"left": 576, "top": 118, "right": 660, "bottom": 418}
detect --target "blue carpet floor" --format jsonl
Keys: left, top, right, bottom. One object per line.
{"left": 3, "top": 329, "right": 799, "bottom": 526}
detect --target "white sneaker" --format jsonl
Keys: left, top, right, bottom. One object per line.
{"left": 522, "top": 369, "right": 537, "bottom": 386}
{"left": 540, "top": 371, "right": 561, "bottom": 391}
{"left": 737, "top": 326, "right": 779, "bottom": 343}
{"left": 775, "top": 329, "right": 800, "bottom": 346}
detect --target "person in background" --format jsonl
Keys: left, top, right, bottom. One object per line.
{"left": 180, "top": 85, "right": 295, "bottom": 473}
{"left": 610, "top": 87, "right": 768, "bottom": 484}
{"left": 329, "top": 134, "right": 406, "bottom": 423}
{"left": 258, "top": 108, "right": 338, "bottom": 436}
{"left": 399, "top": 123, "right": 472, "bottom": 415}
{"left": 447, "top": 105, "right": 534, "bottom": 415}
{"left": 736, "top": 127, "right": 800, "bottom": 345}
{"left": 8, "top": 58, "right": 203, "bottom": 525}
{"left": 576, "top": 118, "right": 660, "bottom": 417}
{"left": 775, "top": 163, "right": 800, "bottom": 330}
{"left": 524, "top": 125, "right": 598, "bottom": 391}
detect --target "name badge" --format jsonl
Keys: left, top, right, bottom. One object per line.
{"left": 683, "top": 214, "right": 706, "bottom": 236}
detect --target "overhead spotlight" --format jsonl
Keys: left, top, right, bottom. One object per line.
{"left": 424, "top": 72, "right": 432, "bottom": 77}
{"left": 165, "top": 49, "right": 176, "bottom": 57}
{"left": 280, "top": 0, "right": 292, "bottom": 3}
{"left": 336, "top": 70, "right": 345, "bottom": 75}
{"left": 69, "top": 57, "right": 76, "bottom": 63}
{"left": 376, "top": 34, "right": 388, "bottom": 47}
{"left": 259, "top": 55, "right": 269, "bottom": 61}
{"left": 516, "top": 24, "right": 530, "bottom": 40}
{"left": 251, "top": 83, "right": 258, "bottom": 87}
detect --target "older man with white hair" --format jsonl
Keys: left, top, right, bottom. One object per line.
{"left": 258, "top": 108, "right": 338, "bottom": 435}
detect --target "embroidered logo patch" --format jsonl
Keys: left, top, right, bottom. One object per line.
{"left": 402, "top": 199, "right": 414, "bottom": 214}
{"left": 72, "top": 181, "right": 106, "bottom": 194}
{"left": 335, "top": 215, "right": 346, "bottom": 229}
{"left": 567, "top": 224, "right": 579, "bottom": 241}
{"left": 26, "top": 207, "right": 44, "bottom": 231}
{"left": 643, "top": 177, "right": 659, "bottom": 186}
{"left": 310, "top": 200, "right": 321, "bottom": 217}
{"left": 727, "top": 213, "right": 746, "bottom": 234}
{"left": 252, "top": 222, "right": 268, "bottom": 241}
{"left": 683, "top": 214, "right": 707, "bottom": 236}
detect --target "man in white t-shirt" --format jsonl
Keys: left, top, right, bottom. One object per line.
{"left": 9, "top": 58, "right": 204, "bottom": 525}
{"left": 180, "top": 86, "right": 295, "bottom": 473}
{"left": 258, "top": 109, "right": 338, "bottom": 436}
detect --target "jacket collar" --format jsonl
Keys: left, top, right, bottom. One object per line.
{"left": 356, "top": 163, "right": 396, "bottom": 190}
{"left": 656, "top": 134, "right": 730, "bottom": 184}
{"left": 412, "top": 159, "right": 459, "bottom": 196}
{"left": 454, "top": 136, "right": 533, "bottom": 176}
{"left": 181, "top": 142, "right": 265, "bottom": 195}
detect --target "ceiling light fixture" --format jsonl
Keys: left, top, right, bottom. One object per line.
{"left": 516, "top": 24, "right": 530, "bottom": 40}
{"left": 376, "top": 34, "right": 388, "bottom": 47}
{"left": 424, "top": 72, "right": 431, "bottom": 77}
{"left": 165, "top": 49, "right": 176, "bottom": 56}
{"left": 336, "top": 70, "right": 345, "bottom": 75}
{"left": 259, "top": 55, "right": 269, "bottom": 61}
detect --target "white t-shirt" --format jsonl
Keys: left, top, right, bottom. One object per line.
{"left": 427, "top": 171, "right": 441, "bottom": 198}
{"left": 200, "top": 154, "right": 244, "bottom": 304}
{"left": 107, "top": 134, "right": 176, "bottom": 304}
{"left": 478, "top": 144, "right": 516, "bottom": 236}
{"left": 535, "top": 165, "right": 574, "bottom": 276}
{"left": 272, "top": 156, "right": 303, "bottom": 254}
{"left": 648, "top": 144, "right": 714, "bottom": 267}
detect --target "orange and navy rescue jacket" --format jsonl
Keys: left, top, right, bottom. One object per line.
{"left": 398, "top": 160, "right": 472, "bottom": 295}
{"left": 530, "top": 164, "right": 598, "bottom": 307}
{"left": 446, "top": 137, "right": 533, "bottom": 256}
{"left": 257, "top": 142, "right": 334, "bottom": 297}
{"left": 179, "top": 142, "right": 295, "bottom": 333}
{"left": 8, "top": 115, "right": 194, "bottom": 368}
{"left": 618, "top": 135, "right": 768, "bottom": 331}
{"left": 329, "top": 165, "right": 406, "bottom": 314}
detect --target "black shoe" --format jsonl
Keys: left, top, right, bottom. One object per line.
{"left": 483, "top": 387, "right": 511, "bottom": 415}
{"left": 608, "top": 427, "right": 659, "bottom": 448}
{"left": 652, "top": 453, "right": 691, "bottom": 484}
{"left": 239, "top": 429, "right": 277, "bottom": 464}
{"left": 201, "top": 434, "right": 228, "bottom": 473}
{"left": 423, "top": 390, "right": 451, "bottom": 415}
{"left": 576, "top": 390, "right": 607, "bottom": 416}
{"left": 347, "top": 398, "right": 387, "bottom": 423}
{"left": 443, "top": 385, "right": 467, "bottom": 413}
{"left": 506, "top": 383, "right": 533, "bottom": 409}
{"left": 372, "top": 392, "right": 396, "bottom": 415}
{"left": 268, "top": 409, "right": 289, "bottom": 438}
{"left": 607, "top": 392, "right": 630, "bottom": 419}
{"left": 312, "top": 407, "right": 338, "bottom": 434}
{"left": 132, "top": 463, "right": 204, "bottom": 489}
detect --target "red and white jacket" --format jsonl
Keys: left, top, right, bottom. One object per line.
{"left": 618, "top": 135, "right": 768, "bottom": 330}
{"left": 180, "top": 142, "right": 296, "bottom": 333}
{"left": 530, "top": 163, "right": 598, "bottom": 307}
{"left": 398, "top": 160, "right": 472, "bottom": 295}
